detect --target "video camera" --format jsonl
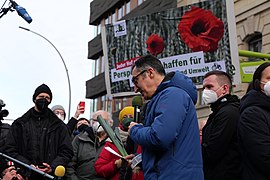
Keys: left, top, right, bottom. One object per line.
{"left": 0, "top": 99, "right": 9, "bottom": 120}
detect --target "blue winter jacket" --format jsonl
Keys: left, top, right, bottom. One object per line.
{"left": 130, "top": 71, "right": 204, "bottom": 180}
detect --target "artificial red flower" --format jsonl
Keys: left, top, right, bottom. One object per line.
{"left": 146, "top": 34, "right": 165, "bottom": 55}
{"left": 178, "top": 6, "right": 224, "bottom": 52}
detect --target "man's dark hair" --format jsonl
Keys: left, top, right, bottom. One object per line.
{"left": 131, "top": 55, "right": 166, "bottom": 76}
{"left": 252, "top": 62, "right": 270, "bottom": 91}
{"left": 204, "top": 70, "right": 233, "bottom": 93}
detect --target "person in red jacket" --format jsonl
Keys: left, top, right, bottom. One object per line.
{"left": 94, "top": 106, "right": 144, "bottom": 180}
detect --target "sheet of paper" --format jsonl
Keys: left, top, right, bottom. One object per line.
{"left": 104, "top": 146, "right": 123, "bottom": 158}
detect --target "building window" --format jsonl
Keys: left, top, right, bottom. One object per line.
{"left": 248, "top": 33, "right": 262, "bottom": 61}
{"left": 101, "top": 55, "right": 105, "bottom": 73}
{"left": 126, "top": 1, "right": 130, "bottom": 14}
{"left": 112, "top": 11, "right": 116, "bottom": 23}
{"left": 118, "top": 6, "right": 123, "bottom": 20}
{"left": 138, "top": 0, "right": 143, "bottom": 5}
{"left": 97, "top": 24, "right": 101, "bottom": 34}
{"left": 105, "top": 17, "right": 109, "bottom": 25}
{"left": 114, "top": 99, "right": 122, "bottom": 112}
{"left": 95, "top": 59, "right": 100, "bottom": 76}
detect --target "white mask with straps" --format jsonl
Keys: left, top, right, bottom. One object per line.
{"left": 202, "top": 89, "right": 218, "bottom": 105}
{"left": 261, "top": 81, "right": 270, "bottom": 96}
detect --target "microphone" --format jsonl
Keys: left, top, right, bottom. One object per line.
{"left": 10, "top": 0, "right": 32, "bottom": 23}
{"left": 54, "top": 165, "right": 65, "bottom": 179}
{"left": 132, "top": 96, "right": 143, "bottom": 123}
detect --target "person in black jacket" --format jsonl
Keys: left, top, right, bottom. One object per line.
{"left": 4, "top": 84, "right": 73, "bottom": 180}
{"left": 201, "top": 70, "right": 242, "bottom": 180}
{"left": 238, "top": 62, "right": 270, "bottom": 180}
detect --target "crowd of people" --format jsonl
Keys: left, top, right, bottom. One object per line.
{"left": 0, "top": 55, "right": 270, "bottom": 180}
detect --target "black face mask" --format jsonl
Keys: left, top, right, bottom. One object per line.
{"left": 78, "top": 124, "right": 89, "bottom": 132}
{"left": 35, "top": 98, "right": 49, "bottom": 112}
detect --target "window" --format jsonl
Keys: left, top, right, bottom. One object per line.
{"left": 118, "top": 6, "right": 123, "bottom": 20}
{"left": 126, "top": 1, "right": 130, "bottom": 14}
{"left": 248, "top": 33, "right": 262, "bottom": 61}
{"left": 105, "top": 17, "right": 109, "bottom": 25}
{"left": 138, "top": 0, "right": 143, "bottom": 5}
{"left": 249, "top": 34, "right": 262, "bottom": 52}
{"left": 112, "top": 11, "right": 116, "bottom": 23}
{"left": 101, "top": 55, "right": 105, "bottom": 73}
{"left": 97, "top": 24, "right": 101, "bottom": 34}
{"left": 95, "top": 59, "right": 99, "bottom": 76}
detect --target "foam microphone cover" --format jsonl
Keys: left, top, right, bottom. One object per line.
{"left": 54, "top": 165, "right": 65, "bottom": 177}
{"left": 132, "top": 96, "right": 143, "bottom": 107}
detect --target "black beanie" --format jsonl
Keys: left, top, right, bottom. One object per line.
{"left": 32, "top": 84, "right": 52, "bottom": 102}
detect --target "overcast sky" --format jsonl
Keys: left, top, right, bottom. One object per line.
{"left": 0, "top": 0, "right": 95, "bottom": 124}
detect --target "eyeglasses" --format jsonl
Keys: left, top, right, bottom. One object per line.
{"left": 55, "top": 111, "right": 65, "bottom": 116}
{"left": 132, "top": 70, "right": 147, "bottom": 84}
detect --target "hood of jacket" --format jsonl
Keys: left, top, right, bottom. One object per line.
{"left": 153, "top": 71, "right": 197, "bottom": 104}
{"left": 240, "top": 89, "right": 270, "bottom": 113}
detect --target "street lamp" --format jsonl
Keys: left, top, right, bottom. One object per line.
{"left": 19, "top": 26, "right": 71, "bottom": 120}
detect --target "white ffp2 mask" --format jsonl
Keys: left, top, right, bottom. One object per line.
{"left": 261, "top": 81, "right": 270, "bottom": 96}
{"left": 202, "top": 89, "right": 218, "bottom": 105}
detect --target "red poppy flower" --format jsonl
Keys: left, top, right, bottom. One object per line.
{"left": 146, "top": 34, "right": 165, "bottom": 55}
{"left": 178, "top": 6, "right": 224, "bottom": 52}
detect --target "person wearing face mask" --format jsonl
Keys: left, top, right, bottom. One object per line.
{"left": 51, "top": 103, "right": 85, "bottom": 134}
{"left": 201, "top": 70, "right": 242, "bottom": 180}
{"left": 71, "top": 118, "right": 91, "bottom": 137}
{"left": 65, "top": 110, "right": 113, "bottom": 180}
{"left": 238, "top": 62, "right": 270, "bottom": 180}
{"left": 94, "top": 106, "right": 144, "bottom": 180}
{"left": 4, "top": 84, "right": 73, "bottom": 180}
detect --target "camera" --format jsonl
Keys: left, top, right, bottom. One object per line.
{"left": 0, "top": 99, "right": 9, "bottom": 120}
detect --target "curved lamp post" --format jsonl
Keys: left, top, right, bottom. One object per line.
{"left": 19, "top": 26, "right": 71, "bottom": 120}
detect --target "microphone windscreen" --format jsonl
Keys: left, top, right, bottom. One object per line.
{"left": 132, "top": 96, "right": 143, "bottom": 107}
{"left": 54, "top": 165, "right": 65, "bottom": 177}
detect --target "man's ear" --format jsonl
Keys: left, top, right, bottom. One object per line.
{"left": 223, "top": 84, "right": 229, "bottom": 94}
{"left": 148, "top": 68, "right": 154, "bottom": 78}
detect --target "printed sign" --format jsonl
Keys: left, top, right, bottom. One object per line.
{"left": 102, "top": 0, "right": 239, "bottom": 96}
{"left": 113, "top": 20, "right": 127, "bottom": 37}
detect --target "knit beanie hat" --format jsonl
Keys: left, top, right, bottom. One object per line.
{"left": 51, "top": 105, "right": 65, "bottom": 112}
{"left": 32, "top": 84, "right": 52, "bottom": 102}
{"left": 119, "top": 106, "right": 134, "bottom": 124}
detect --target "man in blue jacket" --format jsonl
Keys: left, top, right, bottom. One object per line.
{"left": 128, "top": 55, "right": 203, "bottom": 180}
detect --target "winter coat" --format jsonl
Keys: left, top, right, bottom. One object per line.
{"left": 130, "top": 71, "right": 204, "bottom": 180}
{"left": 65, "top": 131, "right": 105, "bottom": 180}
{"left": 4, "top": 107, "right": 73, "bottom": 179}
{"left": 239, "top": 89, "right": 270, "bottom": 180}
{"left": 94, "top": 141, "right": 144, "bottom": 180}
{"left": 0, "top": 122, "right": 10, "bottom": 152}
{"left": 0, "top": 122, "right": 10, "bottom": 173}
{"left": 202, "top": 94, "right": 242, "bottom": 180}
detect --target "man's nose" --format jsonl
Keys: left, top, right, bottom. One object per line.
{"left": 134, "top": 85, "right": 139, "bottom": 93}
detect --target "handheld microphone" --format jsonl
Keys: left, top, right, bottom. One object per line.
{"left": 10, "top": 0, "right": 32, "bottom": 23}
{"left": 54, "top": 165, "right": 65, "bottom": 180}
{"left": 132, "top": 96, "right": 143, "bottom": 123}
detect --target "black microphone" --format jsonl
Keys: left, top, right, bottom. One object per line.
{"left": 10, "top": 0, "right": 32, "bottom": 23}
{"left": 132, "top": 96, "right": 143, "bottom": 123}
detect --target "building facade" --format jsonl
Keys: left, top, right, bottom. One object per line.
{"left": 86, "top": 0, "right": 270, "bottom": 120}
